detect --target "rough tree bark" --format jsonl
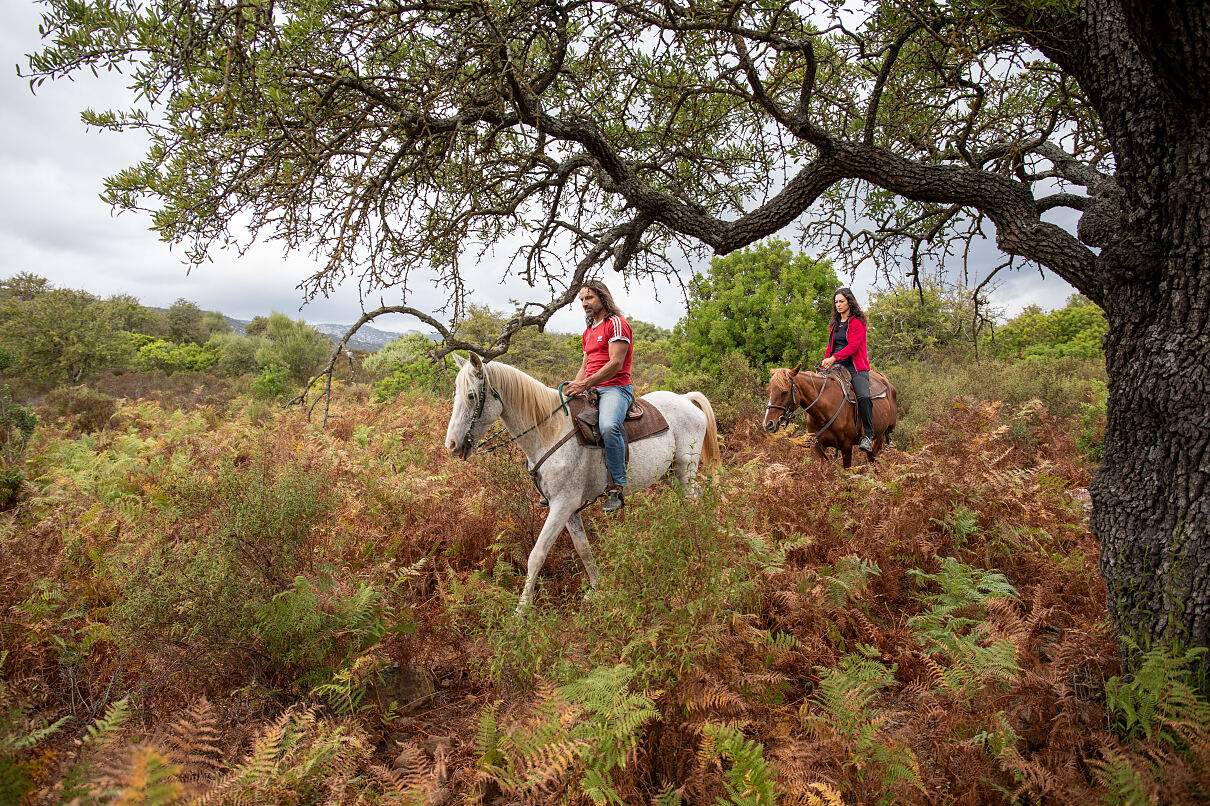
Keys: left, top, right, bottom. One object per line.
{"left": 1019, "top": 0, "right": 1210, "bottom": 658}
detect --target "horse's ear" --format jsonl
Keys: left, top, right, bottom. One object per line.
{"left": 469, "top": 352, "right": 485, "bottom": 372}
{"left": 451, "top": 352, "right": 467, "bottom": 368}
{"left": 790, "top": 363, "right": 801, "bottom": 376}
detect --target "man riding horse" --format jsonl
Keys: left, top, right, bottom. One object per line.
{"left": 564, "top": 280, "right": 633, "bottom": 513}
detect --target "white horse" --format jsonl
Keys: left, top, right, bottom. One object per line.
{"left": 443, "top": 352, "right": 720, "bottom": 609}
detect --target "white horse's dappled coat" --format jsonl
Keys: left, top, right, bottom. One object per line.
{"left": 444, "top": 353, "right": 719, "bottom": 609}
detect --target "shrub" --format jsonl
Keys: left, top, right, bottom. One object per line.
{"left": 251, "top": 363, "right": 292, "bottom": 401}
{"left": 885, "top": 354, "right": 1105, "bottom": 448}
{"left": 137, "top": 338, "right": 220, "bottom": 374}
{"left": 109, "top": 456, "right": 341, "bottom": 657}
{"left": 668, "top": 349, "right": 761, "bottom": 431}
{"left": 1077, "top": 379, "right": 1108, "bottom": 462}
{"left": 207, "top": 332, "right": 264, "bottom": 376}
{"left": 364, "top": 333, "right": 453, "bottom": 401}
{"left": 39, "top": 385, "right": 117, "bottom": 435}
{"left": 0, "top": 383, "right": 36, "bottom": 508}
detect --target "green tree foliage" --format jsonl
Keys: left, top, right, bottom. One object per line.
{"left": 0, "top": 349, "right": 37, "bottom": 507}
{"left": 674, "top": 240, "right": 837, "bottom": 377}
{"left": 985, "top": 295, "right": 1108, "bottom": 361}
{"left": 207, "top": 332, "right": 264, "bottom": 376}
{"left": 0, "top": 280, "right": 134, "bottom": 384}
{"left": 254, "top": 312, "right": 332, "bottom": 384}
{"left": 137, "top": 339, "right": 220, "bottom": 374}
{"left": 363, "top": 332, "right": 450, "bottom": 401}
{"left": 865, "top": 280, "right": 983, "bottom": 366}
{"left": 244, "top": 315, "right": 270, "bottom": 338}
{"left": 101, "top": 293, "right": 169, "bottom": 338}
{"left": 203, "top": 310, "right": 232, "bottom": 336}
{"left": 165, "top": 298, "right": 209, "bottom": 345}
{"left": 455, "top": 305, "right": 580, "bottom": 386}
{"left": 0, "top": 273, "right": 52, "bottom": 303}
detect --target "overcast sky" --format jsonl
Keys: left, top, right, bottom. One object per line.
{"left": 2, "top": 0, "right": 1077, "bottom": 337}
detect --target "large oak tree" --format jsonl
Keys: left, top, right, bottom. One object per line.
{"left": 25, "top": 0, "right": 1209, "bottom": 666}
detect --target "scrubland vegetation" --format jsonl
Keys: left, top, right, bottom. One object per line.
{"left": 1, "top": 268, "right": 1207, "bottom": 805}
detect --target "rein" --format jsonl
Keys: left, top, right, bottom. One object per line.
{"left": 470, "top": 377, "right": 573, "bottom": 455}
{"left": 767, "top": 367, "right": 853, "bottom": 440}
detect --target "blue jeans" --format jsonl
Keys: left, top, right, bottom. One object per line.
{"left": 596, "top": 384, "right": 634, "bottom": 487}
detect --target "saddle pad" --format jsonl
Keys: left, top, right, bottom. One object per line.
{"left": 568, "top": 395, "right": 670, "bottom": 447}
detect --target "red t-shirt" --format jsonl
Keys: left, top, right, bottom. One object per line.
{"left": 582, "top": 315, "right": 633, "bottom": 387}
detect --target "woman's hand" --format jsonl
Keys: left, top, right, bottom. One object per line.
{"left": 821, "top": 356, "right": 835, "bottom": 370}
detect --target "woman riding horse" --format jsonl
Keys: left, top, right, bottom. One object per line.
{"left": 822, "top": 287, "right": 876, "bottom": 455}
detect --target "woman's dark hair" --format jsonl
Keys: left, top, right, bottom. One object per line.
{"left": 829, "top": 286, "right": 867, "bottom": 328}
{"left": 581, "top": 279, "right": 623, "bottom": 326}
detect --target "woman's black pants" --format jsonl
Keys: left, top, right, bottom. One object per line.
{"left": 846, "top": 366, "right": 875, "bottom": 439}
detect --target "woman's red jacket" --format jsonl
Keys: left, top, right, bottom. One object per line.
{"left": 825, "top": 318, "right": 871, "bottom": 371}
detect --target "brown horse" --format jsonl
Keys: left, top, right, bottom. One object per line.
{"left": 763, "top": 365, "right": 899, "bottom": 468}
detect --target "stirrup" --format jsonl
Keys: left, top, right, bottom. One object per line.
{"left": 602, "top": 489, "right": 625, "bottom": 513}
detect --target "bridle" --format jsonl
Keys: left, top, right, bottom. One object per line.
{"left": 457, "top": 370, "right": 502, "bottom": 456}
{"left": 765, "top": 367, "right": 851, "bottom": 439}
{"left": 764, "top": 374, "right": 799, "bottom": 428}
{"left": 458, "top": 370, "right": 573, "bottom": 457}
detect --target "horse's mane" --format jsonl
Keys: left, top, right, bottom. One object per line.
{"left": 769, "top": 367, "right": 795, "bottom": 393}
{"left": 457, "top": 360, "right": 570, "bottom": 442}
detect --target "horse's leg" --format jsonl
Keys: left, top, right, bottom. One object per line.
{"left": 673, "top": 444, "right": 702, "bottom": 497}
{"left": 842, "top": 446, "right": 853, "bottom": 468}
{"left": 517, "top": 501, "right": 574, "bottom": 612}
{"left": 565, "top": 512, "right": 601, "bottom": 590}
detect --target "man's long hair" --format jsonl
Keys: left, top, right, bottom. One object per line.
{"left": 829, "top": 286, "right": 867, "bottom": 329}
{"left": 582, "top": 279, "right": 623, "bottom": 327}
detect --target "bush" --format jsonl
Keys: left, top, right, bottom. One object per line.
{"left": 39, "top": 386, "right": 117, "bottom": 435}
{"left": 253, "top": 312, "right": 332, "bottom": 384}
{"left": 363, "top": 333, "right": 453, "bottom": 400}
{"left": 1076, "top": 379, "right": 1108, "bottom": 462}
{"left": 137, "top": 339, "right": 220, "bottom": 374}
{"left": 251, "top": 363, "right": 292, "bottom": 401}
{"left": 207, "top": 332, "right": 264, "bottom": 376}
{"left": 109, "top": 456, "right": 341, "bottom": 658}
{"left": 886, "top": 355, "right": 1105, "bottom": 448}
{"left": 668, "top": 349, "right": 761, "bottom": 431}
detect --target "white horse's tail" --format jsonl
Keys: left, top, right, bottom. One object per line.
{"left": 685, "top": 392, "right": 720, "bottom": 468}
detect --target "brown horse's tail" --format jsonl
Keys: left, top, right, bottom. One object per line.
{"left": 685, "top": 392, "right": 720, "bottom": 469}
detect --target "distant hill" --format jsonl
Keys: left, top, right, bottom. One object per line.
{"left": 220, "top": 315, "right": 433, "bottom": 352}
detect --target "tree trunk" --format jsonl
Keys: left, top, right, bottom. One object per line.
{"left": 1091, "top": 128, "right": 1210, "bottom": 664}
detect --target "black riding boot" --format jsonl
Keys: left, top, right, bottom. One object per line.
{"left": 857, "top": 396, "right": 875, "bottom": 453}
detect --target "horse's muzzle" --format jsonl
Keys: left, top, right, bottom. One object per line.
{"left": 446, "top": 436, "right": 474, "bottom": 460}
{"left": 764, "top": 420, "right": 779, "bottom": 434}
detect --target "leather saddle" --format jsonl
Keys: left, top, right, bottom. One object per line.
{"left": 566, "top": 391, "right": 670, "bottom": 447}
{"left": 828, "top": 365, "right": 891, "bottom": 399}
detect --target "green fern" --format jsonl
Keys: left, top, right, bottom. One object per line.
{"left": 1105, "top": 641, "right": 1210, "bottom": 744}
{"left": 58, "top": 698, "right": 132, "bottom": 804}
{"left": 1092, "top": 749, "right": 1158, "bottom": 806}
{"left": 802, "top": 655, "right": 924, "bottom": 802}
{"left": 933, "top": 503, "right": 981, "bottom": 550}
{"left": 0, "top": 651, "right": 71, "bottom": 804}
{"left": 907, "top": 557, "right": 1022, "bottom": 699}
{"left": 818, "top": 556, "right": 882, "bottom": 608}
{"left": 477, "top": 664, "right": 661, "bottom": 803}
{"left": 699, "top": 724, "right": 778, "bottom": 806}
